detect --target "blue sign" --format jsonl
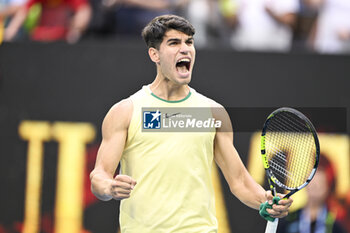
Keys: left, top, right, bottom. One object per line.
{"left": 143, "top": 110, "right": 161, "bottom": 129}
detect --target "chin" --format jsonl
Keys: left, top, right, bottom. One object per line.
{"left": 177, "top": 77, "right": 191, "bottom": 85}
{"left": 177, "top": 72, "right": 192, "bottom": 83}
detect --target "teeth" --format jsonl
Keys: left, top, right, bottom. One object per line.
{"left": 178, "top": 58, "right": 190, "bottom": 63}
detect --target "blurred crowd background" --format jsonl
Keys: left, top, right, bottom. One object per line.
{"left": 1, "top": 0, "right": 350, "bottom": 54}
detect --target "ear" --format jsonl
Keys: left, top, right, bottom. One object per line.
{"left": 148, "top": 47, "right": 160, "bottom": 64}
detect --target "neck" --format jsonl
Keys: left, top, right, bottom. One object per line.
{"left": 150, "top": 76, "right": 190, "bottom": 101}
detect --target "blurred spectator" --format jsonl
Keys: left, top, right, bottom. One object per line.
{"left": 90, "top": 0, "right": 187, "bottom": 38}
{"left": 291, "top": 0, "right": 318, "bottom": 51}
{"left": 4, "top": 0, "right": 91, "bottom": 43}
{"left": 184, "top": 0, "right": 210, "bottom": 47}
{"left": 306, "top": 0, "right": 350, "bottom": 54}
{"left": 0, "top": 0, "right": 27, "bottom": 43}
{"left": 224, "top": 0, "right": 300, "bottom": 52}
{"left": 219, "top": 0, "right": 237, "bottom": 27}
{"left": 184, "top": 0, "right": 223, "bottom": 48}
{"left": 277, "top": 155, "right": 347, "bottom": 233}
{"left": 168, "top": 0, "right": 234, "bottom": 49}
{"left": 344, "top": 191, "right": 350, "bottom": 232}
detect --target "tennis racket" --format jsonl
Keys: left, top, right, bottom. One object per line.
{"left": 261, "top": 107, "right": 320, "bottom": 233}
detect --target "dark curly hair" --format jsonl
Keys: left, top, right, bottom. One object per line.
{"left": 141, "top": 14, "right": 195, "bottom": 49}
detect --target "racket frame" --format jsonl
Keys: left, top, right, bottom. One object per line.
{"left": 261, "top": 107, "right": 320, "bottom": 198}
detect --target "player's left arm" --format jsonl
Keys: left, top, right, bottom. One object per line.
{"left": 210, "top": 102, "right": 292, "bottom": 217}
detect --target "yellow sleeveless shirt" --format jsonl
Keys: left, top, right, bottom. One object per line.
{"left": 120, "top": 85, "right": 218, "bottom": 233}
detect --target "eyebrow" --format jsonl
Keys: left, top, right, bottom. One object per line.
{"left": 167, "top": 38, "right": 181, "bottom": 43}
{"left": 166, "top": 37, "right": 194, "bottom": 43}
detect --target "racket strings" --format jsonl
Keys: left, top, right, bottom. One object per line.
{"left": 269, "top": 158, "right": 294, "bottom": 181}
{"left": 265, "top": 112, "right": 316, "bottom": 189}
{"left": 268, "top": 150, "right": 294, "bottom": 180}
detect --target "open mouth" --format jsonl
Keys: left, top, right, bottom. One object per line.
{"left": 176, "top": 58, "right": 191, "bottom": 74}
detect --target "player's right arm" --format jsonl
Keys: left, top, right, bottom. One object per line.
{"left": 90, "top": 99, "right": 137, "bottom": 201}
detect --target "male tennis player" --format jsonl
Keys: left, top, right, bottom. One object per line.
{"left": 90, "top": 14, "right": 293, "bottom": 232}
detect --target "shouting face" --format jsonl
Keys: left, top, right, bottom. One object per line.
{"left": 150, "top": 29, "right": 196, "bottom": 86}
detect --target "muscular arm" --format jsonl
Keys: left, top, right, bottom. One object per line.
{"left": 211, "top": 103, "right": 292, "bottom": 217}
{"left": 212, "top": 104, "right": 266, "bottom": 209}
{"left": 90, "top": 99, "right": 136, "bottom": 201}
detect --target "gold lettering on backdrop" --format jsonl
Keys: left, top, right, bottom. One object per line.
{"left": 52, "top": 122, "right": 95, "bottom": 233}
{"left": 19, "top": 121, "right": 95, "bottom": 233}
{"left": 247, "top": 132, "right": 350, "bottom": 211}
{"left": 19, "top": 121, "right": 51, "bottom": 233}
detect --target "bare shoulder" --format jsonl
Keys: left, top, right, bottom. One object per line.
{"left": 207, "top": 98, "right": 224, "bottom": 109}
{"left": 206, "top": 98, "right": 232, "bottom": 133}
{"left": 102, "top": 98, "right": 133, "bottom": 136}
{"left": 207, "top": 98, "right": 226, "bottom": 116}
{"left": 108, "top": 98, "right": 133, "bottom": 118}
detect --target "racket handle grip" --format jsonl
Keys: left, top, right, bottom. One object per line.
{"left": 265, "top": 218, "right": 279, "bottom": 233}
